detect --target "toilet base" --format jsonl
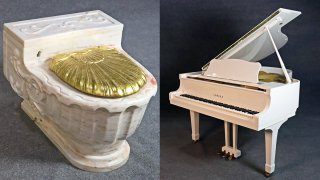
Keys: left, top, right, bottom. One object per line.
{"left": 21, "top": 100, "right": 130, "bottom": 172}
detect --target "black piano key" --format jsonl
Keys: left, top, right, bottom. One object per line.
{"left": 180, "top": 94, "right": 259, "bottom": 115}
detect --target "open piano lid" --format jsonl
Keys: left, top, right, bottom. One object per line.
{"left": 202, "top": 8, "right": 301, "bottom": 71}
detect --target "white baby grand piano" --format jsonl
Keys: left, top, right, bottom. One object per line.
{"left": 169, "top": 8, "right": 301, "bottom": 177}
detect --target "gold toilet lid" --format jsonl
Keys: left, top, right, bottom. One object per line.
{"left": 49, "top": 46, "right": 147, "bottom": 98}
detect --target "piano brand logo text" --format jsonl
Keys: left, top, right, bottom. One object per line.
{"left": 213, "top": 94, "right": 223, "bottom": 98}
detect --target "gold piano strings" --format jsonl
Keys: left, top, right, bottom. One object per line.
{"left": 202, "top": 10, "right": 280, "bottom": 71}
{"left": 258, "top": 71, "right": 286, "bottom": 83}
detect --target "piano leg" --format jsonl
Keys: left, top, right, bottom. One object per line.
{"left": 221, "top": 121, "right": 230, "bottom": 158}
{"left": 224, "top": 121, "right": 230, "bottom": 147}
{"left": 264, "top": 120, "right": 286, "bottom": 177}
{"left": 222, "top": 122, "right": 241, "bottom": 159}
{"left": 190, "top": 111, "right": 200, "bottom": 143}
{"left": 232, "top": 123, "right": 239, "bottom": 160}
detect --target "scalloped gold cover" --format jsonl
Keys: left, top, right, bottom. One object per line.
{"left": 49, "top": 46, "right": 146, "bottom": 98}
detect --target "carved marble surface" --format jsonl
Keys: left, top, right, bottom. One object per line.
{"left": 5, "top": 10, "right": 121, "bottom": 39}
{"left": 19, "top": 13, "right": 112, "bottom": 35}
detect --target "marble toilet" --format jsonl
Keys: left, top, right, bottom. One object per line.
{"left": 3, "top": 10, "right": 157, "bottom": 172}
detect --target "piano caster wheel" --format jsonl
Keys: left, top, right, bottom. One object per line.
{"left": 264, "top": 172, "right": 272, "bottom": 178}
{"left": 192, "top": 140, "right": 199, "bottom": 144}
{"left": 228, "top": 154, "right": 234, "bottom": 160}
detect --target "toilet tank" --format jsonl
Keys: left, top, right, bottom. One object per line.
{"left": 3, "top": 10, "right": 124, "bottom": 78}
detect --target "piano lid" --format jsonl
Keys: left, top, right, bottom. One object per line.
{"left": 202, "top": 8, "right": 301, "bottom": 71}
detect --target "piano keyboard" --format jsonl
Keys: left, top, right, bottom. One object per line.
{"left": 180, "top": 94, "right": 259, "bottom": 115}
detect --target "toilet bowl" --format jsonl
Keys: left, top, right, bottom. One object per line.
{"left": 3, "top": 10, "right": 157, "bottom": 172}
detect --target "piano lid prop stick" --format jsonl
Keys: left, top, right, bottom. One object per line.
{"left": 265, "top": 26, "right": 292, "bottom": 83}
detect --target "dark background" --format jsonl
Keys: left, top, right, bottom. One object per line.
{"left": 160, "top": 0, "right": 320, "bottom": 179}
{"left": 0, "top": 0, "right": 159, "bottom": 179}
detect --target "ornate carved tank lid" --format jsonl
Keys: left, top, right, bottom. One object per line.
{"left": 49, "top": 46, "right": 147, "bottom": 98}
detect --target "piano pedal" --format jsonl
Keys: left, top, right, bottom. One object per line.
{"left": 218, "top": 150, "right": 225, "bottom": 158}
{"left": 223, "top": 152, "right": 230, "bottom": 160}
{"left": 228, "top": 154, "right": 235, "bottom": 160}
{"left": 221, "top": 146, "right": 241, "bottom": 160}
{"left": 218, "top": 151, "right": 227, "bottom": 159}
